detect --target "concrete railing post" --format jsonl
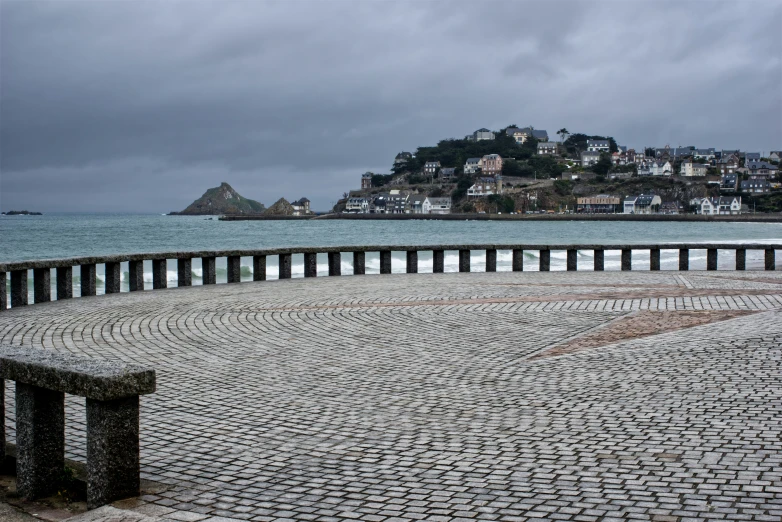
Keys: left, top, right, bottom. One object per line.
{"left": 105, "top": 262, "right": 121, "bottom": 294}
{"left": 0, "top": 378, "right": 3, "bottom": 462}
{"left": 328, "top": 252, "right": 341, "bottom": 276}
{"left": 735, "top": 248, "right": 746, "bottom": 271}
{"left": 679, "top": 249, "right": 689, "bottom": 271}
{"left": 380, "top": 251, "right": 392, "bottom": 274}
{"left": 0, "top": 272, "right": 6, "bottom": 311}
{"left": 650, "top": 249, "right": 661, "bottom": 271}
{"left": 512, "top": 249, "right": 523, "bottom": 272}
{"left": 765, "top": 248, "right": 775, "bottom": 271}
{"left": 16, "top": 382, "right": 65, "bottom": 500}
{"left": 539, "top": 250, "right": 550, "bottom": 272}
{"left": 459, "top": 250, "right": 470, "bottom": 272}
{"left": 406, "top": 251, "right": 418, "bottom": 274}
{"left": 227, "top": 256, "right": 241, "bottom": 283}
{"left": 56, "top": 267, "right": 73, "bottom": 300}
{"left": 81, "top": 264, "right": 97, "bottom": 296}
{"left": 352, "top": 252, "right": 365, "bottom": 275}
{"left": 707, "top": 249, "right": 718, "bottom": 271}
{"left": 621, "top": 249, "right": 632, "bottom": 271}
{"left": 253, "top": 255, "right": 266, "bottom": 281}
{"left": 33, "top": 268, "right": 51, "bottom": 303}
{"left": 11, "top": 270, "right": 28, "bottom": 307}
{"left": 177, "top": 258, "right": 192, "bottom": 287}
{"left": 152, "top": 259, "right": 167, "bottom": 289}
{"left": 304, "top": 253, "right": 318, "bottom": 278}
{"left": 433, "top": 250, "right": 445, "bottom": 273}
{"left": 566, "top": 249, "right": 577, "bottom": 271}
{"left": 86, "top": 396, "right": 140, "bottom": 509}
{"left": 594, "top": 249, "right": 604, "bottom": 271}
{"left": 128, "top": 261, "right": 144, "bottom": 292}
{"left": 486, "top": 249, "right": 497, "bottom": 272}
{"left": 202, "top": 257, "right": 216, "bottom": 285}
{"left": 279, "top": 254, "right": 292, "bottom": 279}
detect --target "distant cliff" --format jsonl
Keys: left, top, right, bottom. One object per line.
{"left": 173, "top": 182, "right": 266, "bottom": 215}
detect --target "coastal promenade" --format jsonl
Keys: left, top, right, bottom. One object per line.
{"left": 1, "top": 270, "right": 781, "bottom": 521}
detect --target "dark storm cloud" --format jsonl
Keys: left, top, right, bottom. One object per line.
{"left": 1, "top": 0, "right": 780, "bottom": 212}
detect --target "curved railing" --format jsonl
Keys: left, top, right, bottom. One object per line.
{"left": 1, "top": 243, "right": 780, "bottom": 310}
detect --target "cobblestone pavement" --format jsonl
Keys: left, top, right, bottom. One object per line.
{"left": 1, "top": 271, "right": 781, "bottom": 522}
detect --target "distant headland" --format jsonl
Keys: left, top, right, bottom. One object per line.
{"left": 1, "top": 210, "right": 42, "bottom": 216}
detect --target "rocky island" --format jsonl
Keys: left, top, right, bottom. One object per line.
{"left": 171, "top": 182, "right": 266, "bottom": 215}
{"left": 1, "top": 210, "right": 43, "bottom": 215}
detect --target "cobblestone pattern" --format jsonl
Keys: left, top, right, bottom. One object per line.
{"left": 0, "top": 271, "right": 780, "bottom": 521}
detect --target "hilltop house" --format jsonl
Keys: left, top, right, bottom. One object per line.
{"left": 394, "top": 152, "right": 413, "bottom": 166}
{"left": 464, "top": 157, "right": 482, "bottom": 175}
{"left": 468, "top": 177, "right": 503, "bottom": 197}
{"left": 291, "top": 197, "right": 311, "bottom": 215}
{"left": 587, "top": 139, "right": 610, "bottom": 152}
{"left": 467, "top": 128, "right": 495, "bottom": 141}
{"left": 361, "top": 172, "right": 373, "bottom": 189}
{"left": 623, "top": 194, "right": 662, "bottom": 214}
{"left": 481, "top": 154, "right": 503, "bottom": 175}
{"left": 580, "top": 150, "right": 601, "bottom": 167}
{"left": 680, "top": 159, "right": 708, "bottom": 177}
{"left": 576, "top": 195, "right": 620, "bottom": 214}
{"left": 345, "top": 197, "right": 369, "bottom": 213}
{"left": 506, "top": 127, "right": 548, "bottom": 144}
{"left": 424, "top": 161, "right": 441, "bottom": 177}
{"left": 537, "top": 142, "right": 559, "bottom": 156}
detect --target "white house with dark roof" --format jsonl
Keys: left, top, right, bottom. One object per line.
{"left": 581, "top": 150, "right": 601, "bottom": 167}
{"left": 291, "top": 197, "right": 311, "bottom": 215}
{"left": 345, "top": 197, "right": 369, "bottom": 213}
{"left": 747, "top": 162, "right": 778, "bottom": 178}
{"left": 769, "top": 151, "right": 782, "bottom": 162}
{"left": 537, "top": 142, "right": 559, "bottom": 156}
{"left": 426, "top": 197, "right": 452, "bottom": 214}
{"left": 507, "top": 127, "right": 548, "bottom": 144}
{"left": 467, "top": 128, "right": 495, "bottom": 141}
{"left": 741, "top": 179, "right": 770, "bottom": 193}
{"left": 424, "top": 161, "right": 441, "bottom": 176}
{"left": 745, "top": 152, "right": 761, "bottom": 164}
{"left": 587, "top": 139, "right": 610, "bottom": 152}
{"left": 680, "top": 160, "right": 708, "bottom": 177}
{"left": 464, "top": 157, "right": 482, "bottom": 175}
{"left": 623, "top": 194, "right": 662, "bottom": 214}
{"left": 691, "top": 196, "right": 741, "bottom": 215}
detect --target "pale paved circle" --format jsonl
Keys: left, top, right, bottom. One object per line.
{"left": 1, "top": 271, "right": 781, "bottom": 522}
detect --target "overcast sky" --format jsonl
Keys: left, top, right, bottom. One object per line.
{"left": 1, "top": 0, "right": 781, "bottom": 212}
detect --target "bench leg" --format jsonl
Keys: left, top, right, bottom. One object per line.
{"left": 86, "top": 396, "right": 140, "bottom": 509}
{"left": 16, "top": 383, "right": 65, "bottom": 500}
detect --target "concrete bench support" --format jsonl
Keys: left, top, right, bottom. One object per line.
{"left": 433, "top": 250, "right": 445, "bottom": 273}
{"left": 152, "top": 260, "right": 167, "bottom": 289}
{"left": 679, "top": 249, "right": 689, "bottom": 271}
{"left": 202, "top": 257, "right": 216, "bottom": 285}
{"left": 566, "top": 250, "right": 577, "bottom": 271}
{"left": 707, "top": 249, "right": 718, "bottom": 271}
{"left": 253, "top": 256, "right": 266, "bottom": 281}
{"left": 279, "top": 254, "right": 292, "bottom": 279}
{"left": 227, "top": 256, "right": 241, "bottom": 283}
{"left": 16, "top": 382, "right": 65, "bottom": 500}
{"left": 328, "top": 253, "right": 341, "bottom": 276}
{"left": 34, "top": 268, "right": 51, "bottom": 303}
{"left": 539, "top": 250, "right": 550, "bottom": 272}
{"left": 650, "top": 249, "right": 661, "bottom": 271}
{"left": 0, "top": 345, "right": 155, "bottom": 509}
{"left": 177, "top": 259, "right": 192, "bottom": 287}
{"left": 11, "top": 270, "right": 28, "bottom": 307}
{"left": 86, "top": 396, "right": 140, "bottom": 509}
{"left": 81, "top": 264, "right": 97, "bottom": 296}
{"left": 594, "top": 249, "right": 604, "bottom": 271}
{"left": 0, "top": 272, "right": 6, "bottom": 311}
{"left": 735, "top": 248, "right": 746, "bottom": 271}
{"left": 621, "top": 249, "right": 632, "bottom": 271}
{"left": 128, "top": 261, "right": 144, "bottom": 292}
{"left": 486, "top": 249, "right": 497, "bottom": 272}
{"left": 304, "top": 253, "right": 317, "bottom": 278}
{"left": 459, "top": 250, "right": 470, "bottom": 273}
{"left": 105, "top": 263, "right": 121, "bottom": 294}
{"left": 765, "top": 249, "right": 775, "bottom": 271}
{"left": 406, "top": 251, "right": 418, "bottom": 274}
{"left": 512, "top": 250, "right": 523, "bottom": 272}
{"left": 352, "top": 252, "right": 365, "bottom": 275}
{"left": 380, "top": 251, "right": 392, "bottom": 274}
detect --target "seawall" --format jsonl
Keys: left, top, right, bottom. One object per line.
{"left": 220, "top": 213, "right": 782, "bottom": 222}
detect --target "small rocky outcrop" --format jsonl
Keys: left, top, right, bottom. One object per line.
{"left": 264, "top": 198, "right": 295, "bottom": 216}
{"left": 174, "top": 182, "right": 265, "bottom": 215}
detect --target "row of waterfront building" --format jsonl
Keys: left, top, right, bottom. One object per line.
{"left": 346, "top": 192, "right": 453, "bottom": 214}
{"left": 576, "top": 195, "right": 745, "bottom": 215}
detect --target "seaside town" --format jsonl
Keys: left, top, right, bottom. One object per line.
{"left": 329, "top": 125, "right": 782, "bottom": 216}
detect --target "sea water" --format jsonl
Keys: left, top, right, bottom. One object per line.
{"left": 2, "top": 213, "right": 782, "bottom": 304}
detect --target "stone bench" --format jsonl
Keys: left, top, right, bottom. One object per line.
{"left": 0, "top": 345, "right": 156, "bottom": 509}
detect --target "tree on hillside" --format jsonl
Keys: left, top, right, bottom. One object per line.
{"left": 557, "top": 128, "right": 569, "bottom": 143}
{"left": 592, "top": 153, "right": 613, "bottom": 177}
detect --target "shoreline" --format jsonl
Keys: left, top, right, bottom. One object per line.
{"left": 219, "top": 213, "right": 782, "bottom": 223}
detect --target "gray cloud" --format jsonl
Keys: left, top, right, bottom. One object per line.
{"left": 1, "top": 0, "right": 780, "bottom": 212}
